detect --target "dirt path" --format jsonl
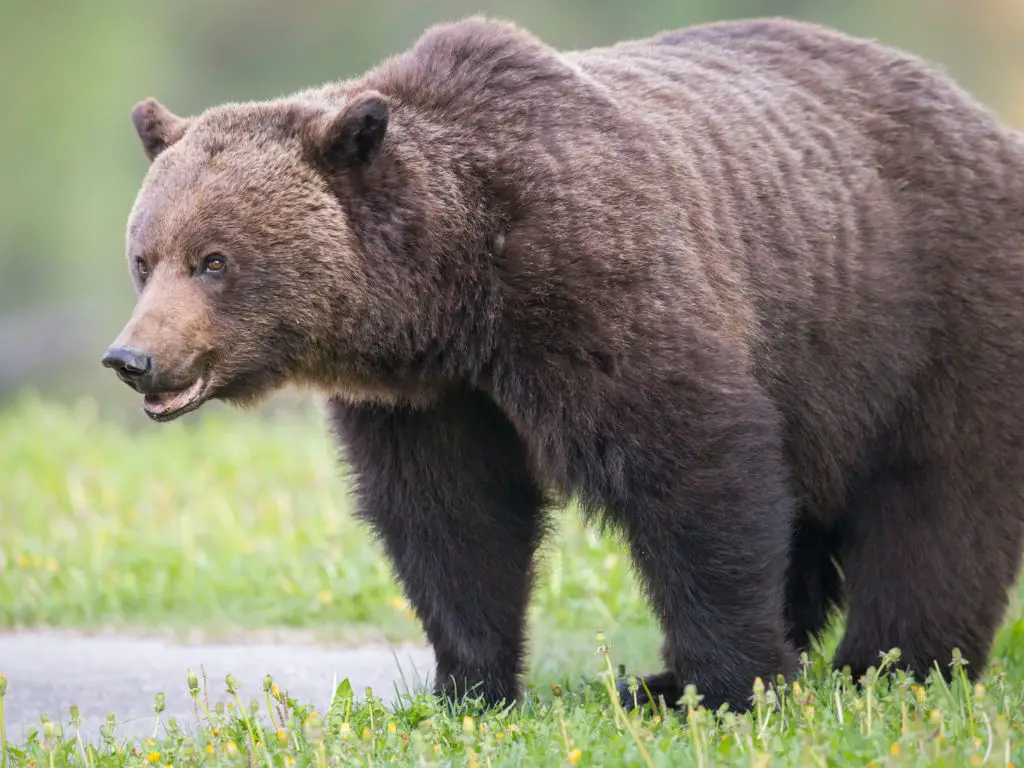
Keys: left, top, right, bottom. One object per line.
{"left": 0, "top": 630, "right": 434, "bottom": 741}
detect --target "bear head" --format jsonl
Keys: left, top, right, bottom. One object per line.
{"left": 102, "top": 87, "right": 445, "bottom": 421}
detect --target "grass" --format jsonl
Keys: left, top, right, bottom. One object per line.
{"left": 3, "top": 391, "right": 1024, "bottom": 766}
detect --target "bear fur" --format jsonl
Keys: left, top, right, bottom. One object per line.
{"left": 105, "top": 16, "right": 1024, "bottom": 713}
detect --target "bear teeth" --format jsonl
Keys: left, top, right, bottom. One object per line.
{"left": 143, "top": 377, "right": 206, "bottom": 417}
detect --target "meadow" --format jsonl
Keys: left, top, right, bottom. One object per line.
{"left": 3, "top": 391, "right": 1024, "bottom": 766}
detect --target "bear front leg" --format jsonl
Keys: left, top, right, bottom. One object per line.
{"left": 327, "top": 390, "right": 548, "bottom": 707}
{"left": 609, "top": 381, "right": 800, "bottom": 714}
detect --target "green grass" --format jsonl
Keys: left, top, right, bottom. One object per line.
{"left": 3, "top": 391, "right": 1024, "bottom": 766}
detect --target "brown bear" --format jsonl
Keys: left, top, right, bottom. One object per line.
{"left": 103, "top": 15, "right": 1024, "bottom": 714}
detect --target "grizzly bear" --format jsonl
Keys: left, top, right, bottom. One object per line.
{"left": 103, "top": 15, "right": 1024, "bottom": 713}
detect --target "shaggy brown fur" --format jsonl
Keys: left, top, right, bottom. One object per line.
{"left": 104, "top": 16, "right": 1024, "bottom": 713}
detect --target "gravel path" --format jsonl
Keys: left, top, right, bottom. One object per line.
{"left": 1, "top": 630, "right": 434, "bottom": 741}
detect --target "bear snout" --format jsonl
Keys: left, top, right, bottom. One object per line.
{"left": 101, "top": 344, "right": 153, "bottom": 391}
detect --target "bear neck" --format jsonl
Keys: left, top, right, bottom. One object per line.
{"left": 312, "top": 115, "right": 504, "bottom": 399}
{"left": 316, "top": 32, "right": 630, "bottom": 401}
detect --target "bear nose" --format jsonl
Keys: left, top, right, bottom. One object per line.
{"left": 101, "top": 345, "right": 153, "bottom": 389}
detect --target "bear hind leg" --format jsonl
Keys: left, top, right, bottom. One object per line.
{"left": 784, "top": 517, "right": 844, "bottom": 653}
{"left": 834, "top": 455, "right": 1024, "bottom": 684}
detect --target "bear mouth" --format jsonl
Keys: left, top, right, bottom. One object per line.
{"left": 142, "top": 376, "right": 209, "bottom": 422}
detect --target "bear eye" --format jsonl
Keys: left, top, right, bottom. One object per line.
{"left": 202, "top": 253, "right": 226, "bottom": 273}
{"left": 135, "top": 257, "right": 149, "bottom": 278}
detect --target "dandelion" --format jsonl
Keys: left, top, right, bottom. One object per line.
{"left": 276, "top": 729, "right": 288, "bottom": 744}
{"left": 340, "top": 722, "right": 351, "bottom": 738}
{"left": 889, "top": 742, "right": 901, "bottom": 757}
{"left": 16, "top": 554, "right": 29, "bottom": 568}
{"left": 463, "top": 716, "right": 475, "bottom": 733}
{"left": 388, "top": 722, "right": 397, "bottom": 735}
{"left": 433, "top": 744, "right": 442, "bottom": 754}
{"left": 147, "top": 751, "right": 161, "bottom": 764}
{"left": 317, "top": 590, "right": 333, "bottom": 605}
{"left": 225, "top": 740, "right": 238, "bottom": 755}
{"left": 568, "top": 747, "right": 583, "bottom": 764}
{"left": 205, "top": 745, "right": 215, "bottom": 755}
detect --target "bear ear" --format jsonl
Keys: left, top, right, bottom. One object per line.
{"left": 306, "top": 90, "right": 390, "bottom": 170}
{"left": 131, "top": 98, "right": 190, "bottom": 161}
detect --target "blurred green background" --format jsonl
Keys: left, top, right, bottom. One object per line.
{"left": 3, "top": 0, "right": 1023, "bottom": 421}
